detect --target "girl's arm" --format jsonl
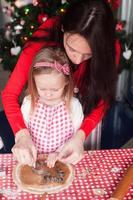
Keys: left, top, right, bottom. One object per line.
{"left": 70, "top": 97, "right": 84, "bottom": 133}
{"left": 20, "top": 95, "right": 32, "bottom": 126}
{"left": 1, "top": 17, "right": 59, "bottom": 134}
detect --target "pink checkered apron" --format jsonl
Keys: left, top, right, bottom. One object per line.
{"left": 28, "top": 100, "right": 74, "bottom": 154}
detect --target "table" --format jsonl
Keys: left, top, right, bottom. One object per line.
{"left": 0, "top": 149, "right": 133, "bottom": 200}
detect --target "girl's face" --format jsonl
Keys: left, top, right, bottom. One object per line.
{"left": 63, "top": 33, "right": 92, "bottom": 64}
{"left": 34, "top": 72, "right": 67, "bottom": 106}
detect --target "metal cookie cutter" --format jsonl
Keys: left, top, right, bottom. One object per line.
{"left": 32, "top": 160, "right": 50, "bottom": 176}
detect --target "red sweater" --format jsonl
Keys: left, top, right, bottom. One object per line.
{"left": 1, "top": 17, "right": 120, "bottom": 136}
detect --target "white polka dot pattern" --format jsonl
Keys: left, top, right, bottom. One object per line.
{"left": 0, "top": 149, "right": 132, "bottom": 199}
{"left": 28, "top": 100, "right": 74, "bottom": 153}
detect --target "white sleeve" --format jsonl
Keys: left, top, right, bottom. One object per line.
{"left": 70, "top": 97, "right": 84, "bottom": 133}
{"left": 21, "top": 95, "right": 32, "bottom": 127}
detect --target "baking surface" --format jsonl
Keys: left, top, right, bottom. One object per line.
{"left": 0, "top": 149, "right": 133, "bottom": 199}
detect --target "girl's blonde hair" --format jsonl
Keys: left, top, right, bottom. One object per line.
{"left": 28, "top": 46, "right": 74, "bottom": 110}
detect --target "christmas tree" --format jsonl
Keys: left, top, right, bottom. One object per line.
{"left": 0, "top": 0, "right": 132, "bottom": 71}
{"left": 0, "top": 0, "right": 69, "bottom": 71}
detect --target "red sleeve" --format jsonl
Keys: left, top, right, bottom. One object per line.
{"left": 1, "top": 17, "right": 59, "bottom": 134}
{"left": 80, "top": 100, "right": 107, "bottom": 137}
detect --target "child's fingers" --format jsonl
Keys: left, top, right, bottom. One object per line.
{"left": 47, "top": 153, "right": 58, "bottom": 168}
{"left": 31, "top": 145, "right": 37, "bottom": 164}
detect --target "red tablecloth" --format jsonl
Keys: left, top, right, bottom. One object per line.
{"left": 0, "top": 149, "right": 133, "bottom": 200}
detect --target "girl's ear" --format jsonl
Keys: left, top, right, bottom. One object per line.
{"left": 65, "top": 78, "right": 69, "bottom": 85}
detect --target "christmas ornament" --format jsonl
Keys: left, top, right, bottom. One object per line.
{"left": 14, "top": 25, "right": 23, "bottom": 31}
{"left": 15, "top": 30, "right": 21, "bottom": 34}
{"left": 5, "top": 29, "right": 11, "bottom": 40}
{"left": 32, "top": 0, "right": 39, "bottom": 6}
{"left": 10, "top": 46, "right": 21, "bottom": 56}
{"left": 15, "top": 0, "right": 32, "bottom": 8}
{"left": 123, "top": 45, "right": 132, "bottom": 60}
{"left": 14, "top": 25, "right": 23, "bottom": 35}
{"left": 20, "top": 19, "right": 25, "bottom": 26}
{"left": 116, "top": 22, "right": 123, "bottom": 32}
{"left": 5, "top": 24, "right": 12, "bottom": 40}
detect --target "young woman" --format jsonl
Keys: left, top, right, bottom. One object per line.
{"left": 12, "top": 47, "right": 83, "bottom": 167}
{"left": 1, "top": 0, "right": 120, "bottom": 164}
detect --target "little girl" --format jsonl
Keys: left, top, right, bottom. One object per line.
{"left": 12, "top": 47, "right": 84, "bottom": 167}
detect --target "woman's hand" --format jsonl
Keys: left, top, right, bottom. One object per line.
{"left": 11, "top": 129, "right": 37, "bottom": 166}
{"left": 57, "top": 130, "right": 85, "bottom": 165}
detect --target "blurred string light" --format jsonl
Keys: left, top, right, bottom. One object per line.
{"left": 24, "top": 7, "right": 30, "bottom": 15}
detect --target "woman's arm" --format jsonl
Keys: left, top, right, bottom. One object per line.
{"left": 1, "top": 17, "right": 59, "bottom": 134}
{"left": 80, "top": 100, "right": 108, "bottom": 137}
{"left": 57, "top": 100, "right": 107, "bottom": 165}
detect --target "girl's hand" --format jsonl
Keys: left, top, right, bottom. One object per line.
{"left": 57, "top": 130, "right": 85, "bottom": 165}
{"left": 11, "top": 129, "right": 37, "bottom": 166}
{"left": 47, "top": 152, "right": 59, "bottom": 168}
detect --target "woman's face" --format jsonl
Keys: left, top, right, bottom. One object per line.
{"left": 63, "top": 33, "right": 92, "bottom": 64}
